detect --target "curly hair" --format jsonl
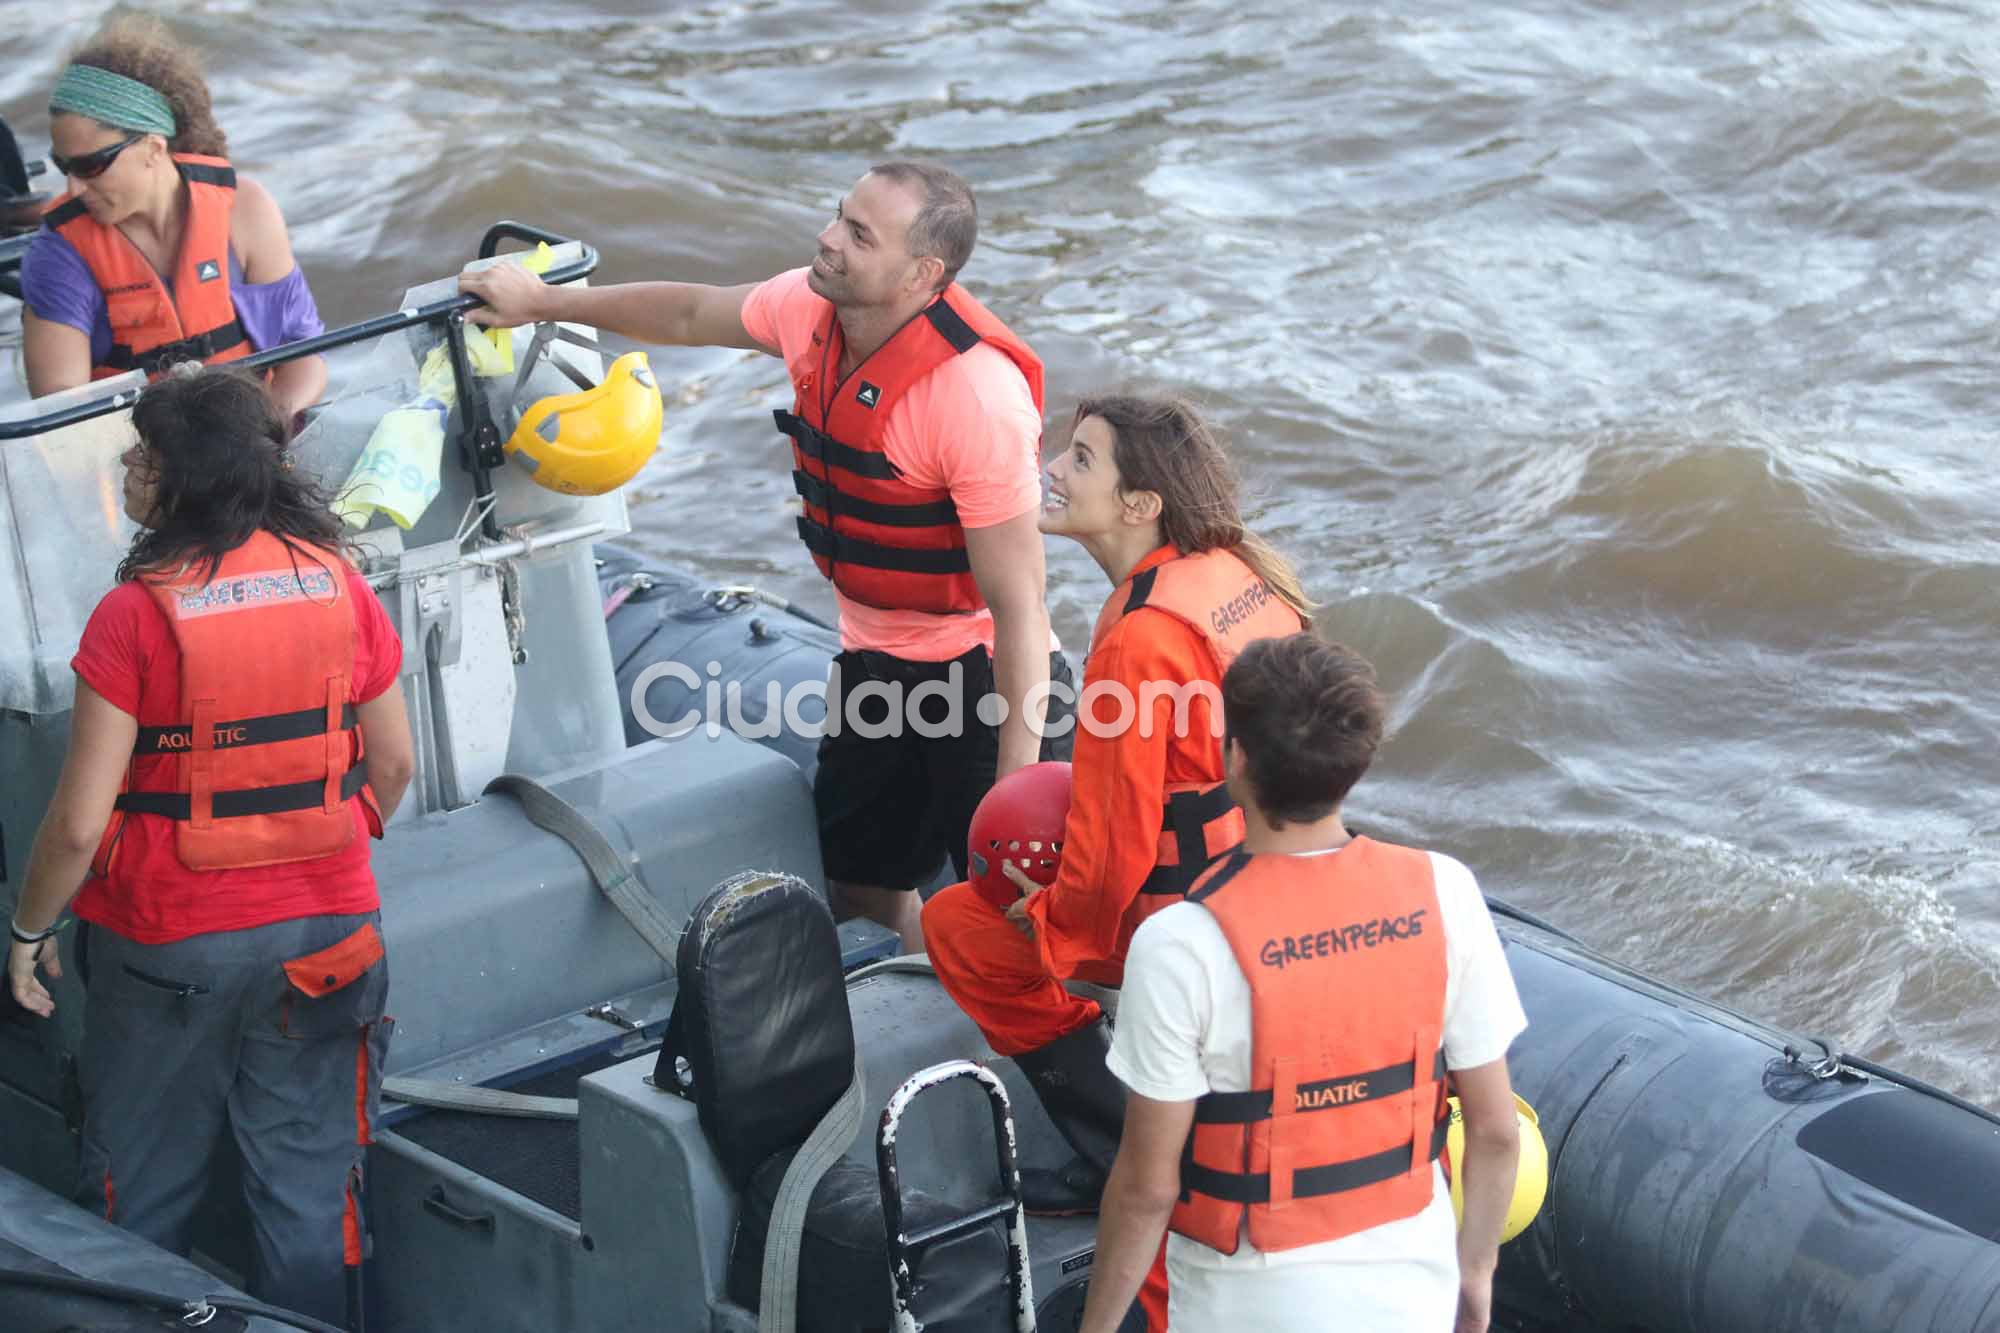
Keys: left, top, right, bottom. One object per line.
{"left": 68, "top": 15, "right": 228, "bottom": 158}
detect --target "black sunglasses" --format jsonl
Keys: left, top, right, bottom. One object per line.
{"left": 51, "top": 132, "right": 144, "bottom": 181}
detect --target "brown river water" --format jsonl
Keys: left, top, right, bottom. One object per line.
{"left": 5, "top": 1, "right": 1997, "bottom": 1106}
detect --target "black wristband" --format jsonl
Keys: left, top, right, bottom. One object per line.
{"left": 9, "top": 919, "right": 55, "bottom": 946}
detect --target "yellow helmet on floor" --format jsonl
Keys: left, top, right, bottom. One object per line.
{"left": 1444, "top": 1092, "right": 1549, "bottom": 1243}
{"left": 505, "top": 351, "right": 663, "bottom": 495}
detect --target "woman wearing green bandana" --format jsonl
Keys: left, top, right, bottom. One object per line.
{"left": 21, "top": 17, "right": 327, "bottom": 419}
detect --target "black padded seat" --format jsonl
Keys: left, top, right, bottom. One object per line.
{"left": 661, "top": 874, "right": 1016, "bottom": 1331}
{"left": 730, "top": 1154, "right": 1012, "bottom": 1332}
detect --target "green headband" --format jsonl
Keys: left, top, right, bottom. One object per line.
{"left": 49, "top": 63, "right": 178, "bottom": 138}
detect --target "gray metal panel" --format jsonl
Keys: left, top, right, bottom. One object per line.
{"left": 503, "top": 544, "right": 627, "bottom": 777}
{"left": 376, "top": 734, "right": 820, "bottom": 1072}
{"left": 369, "top": 1130, "right": 584, "bottom": 1333}
{"left": 579, "top": 1057, "right": 739, "bottom": 1332}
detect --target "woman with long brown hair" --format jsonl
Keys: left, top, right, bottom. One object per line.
{"left": 5, "top": 368, "right": 412, "bottom": 1325}
{"left": 20, "top": 16, "right": 327, "bottom": 416}
{"left": 923, "top": 393, "right": 1308, "bottom": 1326}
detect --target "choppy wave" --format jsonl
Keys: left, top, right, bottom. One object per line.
{"left": 6, "top": 0, "right": 1997, "bottom": 1102}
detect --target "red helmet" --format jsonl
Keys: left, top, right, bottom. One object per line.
{"left": 966, "top": 761, "right": 1072, "bottom": 911}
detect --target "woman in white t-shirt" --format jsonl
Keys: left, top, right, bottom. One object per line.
{"left": 1076, "top": 633, "right": 1529, "bottom": 1333}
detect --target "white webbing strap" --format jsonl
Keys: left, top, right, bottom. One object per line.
{"left": 760, "top": 1067, "right": 866, "bottom": 1333}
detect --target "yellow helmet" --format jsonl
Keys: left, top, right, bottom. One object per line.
{"left": 504, "top": 351, "right": 663, "bottom": 495}
{"left": 1444, "top": 1092, "right": 1549, "bottom": 1243}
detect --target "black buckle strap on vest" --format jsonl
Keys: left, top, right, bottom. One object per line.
{"left": 1180, "top": 1115, "right": 1451, "bottom": 1207}
{"left": 1140, "top": 786, "right": 1243, "bottom": 896}
{"left": 1121, "top": 564, "right": 1161, "bottom": 617}
{"left": 791, "top": 470, "right": 959, "bottom": 528}
{"left": 1193, "top": 1051, "right": 1448, "bottom": 1125}
{"left": 44, "top": 196, "right": 88, "bottom": 229}
{"left": 104, "top": 316, "right": 250, "bottom": 375}
{"left": 922, "top": 297, "right": 983, "bottom": 354}
{"left": 133, "top": 703, "right": 358, "bottom": 758}
{"left": 177, "top": 159, "right": 236, "bottom": 189}
{"left": 114, "top": 764, "right": 367, "bottom": 821}
{"left": 795, "top": 516, "right": 973, "bottom": 576}
{"left": 774, "top": 410, "right": 900, "bottom": 480}
{"left": 1184, "top": 846, "right": 1254, "bottom": 904}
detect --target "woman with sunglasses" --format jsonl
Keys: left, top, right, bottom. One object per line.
{"left": 19, "top": 17, "right": 327, "bottom": 418}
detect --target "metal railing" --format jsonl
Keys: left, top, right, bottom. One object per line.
{"left": 0, "top": 220, "right": 598, "bottom": 441}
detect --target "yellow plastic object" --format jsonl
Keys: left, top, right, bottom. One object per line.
{"left": 504, "top": 351, "right": 663, "bottom": 496}
{"left": 1444, "top": 1092, "right": 1549, "bottom": 1244}
{"left": 336, "top": 343, "right": 461, "bottom": 529}
{"left": 473, "top": 247, "right": 556, "bottom": 373}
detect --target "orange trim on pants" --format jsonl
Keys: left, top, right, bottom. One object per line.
{"left": 922, "top": 881, "right": 1103, "bottom": 1058}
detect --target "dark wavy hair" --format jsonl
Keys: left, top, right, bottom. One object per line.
{"left": 117, "top": 368, "right": 346, "bottom": 586}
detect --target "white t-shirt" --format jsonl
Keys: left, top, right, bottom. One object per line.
{"left": 1106, "top": 846, "right": 1528, "bottom": 1333}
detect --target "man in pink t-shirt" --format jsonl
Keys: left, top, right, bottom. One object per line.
{"left": 460, "top": 162, "right": 1071, "bottom": 950}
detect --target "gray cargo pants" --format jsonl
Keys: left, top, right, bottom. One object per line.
{"left": 74, "top": 912, "right": 392, "bottom": 1326}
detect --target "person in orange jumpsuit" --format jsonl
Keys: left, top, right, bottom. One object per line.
{"left": 923, "top": 394, "right": 1311, "bottom": 1325}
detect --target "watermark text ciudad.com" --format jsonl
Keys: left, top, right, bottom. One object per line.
{"left": 629, "top": 658, "right": 1222, "bottom": 742}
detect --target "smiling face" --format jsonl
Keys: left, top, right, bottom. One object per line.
{"left": 51, "top": 114, "right": 167, "bottom": 227}
{"left": 807, "top": 171, "right": 938, "bottom": 310}
{"left": 1041, "top": 414, "right": 1135, "bottom": 539}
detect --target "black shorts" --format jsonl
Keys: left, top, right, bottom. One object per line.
{"left": 813, "top": 646, "right": 1075, "bottom": 891}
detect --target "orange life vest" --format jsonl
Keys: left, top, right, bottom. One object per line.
{"left": 44, "top": 152, "right": 252, "bottom": 381}
{"left": 1168, "top": 840, "right": 1450, "bottom": 1255}
{"left": 1089, "top": 547, "right": 1303, "bottom": 923}
{"left": 775, "top": 285, "right": 1044, "bottom": 614}
{"left": 98, "top": 532, "right": 366, "bottom": 873}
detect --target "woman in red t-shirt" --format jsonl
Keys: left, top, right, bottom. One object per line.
{"left": 5, "top": 367, "right": 414, "bottom": 1325}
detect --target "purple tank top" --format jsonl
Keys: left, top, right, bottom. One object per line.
{"left": 20, "top": 224, "right": 325, "bottom": 365}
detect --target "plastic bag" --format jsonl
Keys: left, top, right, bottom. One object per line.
{"left": 335, "top": 244, "right": 556, "bottom": 530}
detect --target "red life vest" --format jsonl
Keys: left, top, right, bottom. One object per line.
{"left": 95, "top": 531, "right": 367, "bottom": 873}
{"left": 44, "top": 152, "right": 252, "bottom": 381}
{"left": 774, "top": 285, "right": 1044, "bottom": 614}
{"left": 1090, "top": 547, "right": 1303, "bottom": 925}
{"left": 1169, "top": 840, "right": 1450, "bottom": 1256}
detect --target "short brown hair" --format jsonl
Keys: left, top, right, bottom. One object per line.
{"left": 69, "top": 15, "right": 227, "bottom": 158}
{"left": 867, "top": 161, "right": 977, "bottom": 289}
{"left": 1223, "top": 634, "right": 1384, "bottom": 827}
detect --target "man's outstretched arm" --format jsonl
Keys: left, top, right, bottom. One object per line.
{"left": 458, "top": 261, "right": 772, "bottom": 352}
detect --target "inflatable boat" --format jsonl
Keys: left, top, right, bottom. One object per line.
{"left": 3, "top": 219, "right": 1998, "bottom": 1333}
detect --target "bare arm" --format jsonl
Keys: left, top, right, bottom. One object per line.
{"left": 1078, "top": 1092, "right": 1194, "bottom": 1333}
{"left": 22, "top": 308, "right": 93, "bottom": 399}
{"left": 1451, "top": 1058, "right": 1522, "bottom": 1333}
{"left": 457, "top": 261, "right": 773, "bottom": 353}
{"left": 964, "top": 509, "right": 1051, "bottom": 777}
{"left": 231, "top": 176, "right": 327, "bottom": 418}
{"left": 356, "top": 684, "right": 416, "bottom": 822}
{"left": 7, "top": 680, "right": 137, "bottom": 1016}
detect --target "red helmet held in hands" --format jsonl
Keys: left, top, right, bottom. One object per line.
{"left": 966, "top": 761, "right": 1072, "bottom": 911}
